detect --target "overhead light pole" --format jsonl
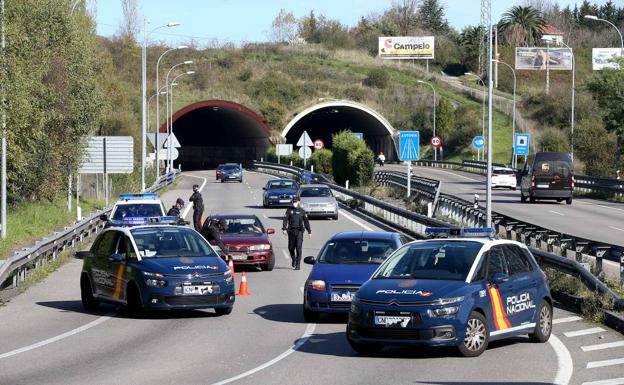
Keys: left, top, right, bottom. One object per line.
{"left": 465, "top": 72, "right": 486, "bottom": 161}
{"left": 486, "top": 2, "right": 493, "bottom": 228}
{"left": 155, "top": 45, "right": 187, "bottom": 179}
{"left": 492, "top": 59, "right": 517, "bottom": 168}
{"left": 141, "top": 20, "right": 180, "bottom": 191}
{"left": 417, "top": 80, "right": 437, "bottom": 161}
{"left": 168, "top": 71, "right": 195, "bottom": 171}
{"left": 164, "top": 60, "right": 192, "bottom": 172}
{"left": 1, "top": 0, "right": 6, "bottom": 238}
{"left": 584, "top": 15, "right": 624, "bottom": 56}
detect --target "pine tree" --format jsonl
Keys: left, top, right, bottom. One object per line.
{"left": 419, "top": 0, "right": 449, "bottom": 34}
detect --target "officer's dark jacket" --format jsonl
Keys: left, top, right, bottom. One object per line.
{"left": 282, "top": 207, "right": 311, "bottom": 233}
{"left": 200, "top": 223, "right": 226, "bottom": 251}
{"left": 167, "top": 206, "right": 180, "bottom": 217}
{"left": 189, "top": 192, "right": 204, "bottom": 211}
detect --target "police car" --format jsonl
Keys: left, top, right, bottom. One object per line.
{"left": 347, "top": 228, "right": 552, "bottom": 357}
{"left": 100, "top": 193, "right": 167, "bottom": 227}
{"left": 78, "top": 217, "right": 235, "bottom": 314}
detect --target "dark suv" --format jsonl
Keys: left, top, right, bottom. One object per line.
{"left": 520, "top": 152, "right": 574, "bottom": 204}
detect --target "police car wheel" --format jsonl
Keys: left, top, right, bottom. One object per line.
{"left": 529, "top": 300, "right": 552, "bottom": 343}
{"left": 126, "top": 283, "right": 144, "bottom": 315}
{"left": 346, "top": 329, "right": 383, "bottom": 355}
{"left": 80, "top": 275, "right": 99, "bottom": 310}
{"left": 215, "top": 307, "right": 233, "bottom": 316}
{"left": 458, "top": 311, "right": 489, "bottom": 357}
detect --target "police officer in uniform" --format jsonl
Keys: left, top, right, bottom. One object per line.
{"left": 189, "top": 184, "right": 204, "bottom": 231}
{"left": 201, "top": 218, "right": 228, "bottom": 258}
{"left": 282, "top": 197, "right": 311, "bottom": 270}
{"left": 167, "top": 198, "right": 185, "bottom": 217}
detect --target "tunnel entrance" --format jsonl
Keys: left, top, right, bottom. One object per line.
{"left": 160, "top": 100, "right": 272, "bottom": 170}
{"left": 282, "top": 100, "right": 398, "bottom": 161}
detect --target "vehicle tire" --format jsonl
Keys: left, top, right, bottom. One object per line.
{"left": 262, "top": 256, "right": 275, "bottom": 271}
{"left": 566, "top": 197, "right": 572, "bottom": 205}
{"left": 332, "top": 214, "right": 339, "bottom": 220}
{"left": 457, "top": 311, "right": 489, "bottom": 357}
{"left": 529, "top": 300, "right": 553, "bottom": 343}
{"left": 220, "top": 179, "right": 224, "bottom": 183}
{"left": 347, "top": 327, "right": 383, "bottom": 355}
{"left": 126, "top": 283, "right": 145, "bottom": 316}
{"left": 512, "top": 187, "right": 517, "bottom": 191}
{"left": 303, "top": 304, "right": 320, "bottom": 322}
{"left": 80, "top": 275, "right": 99, "bottom": 310}
{"left": 215, "top": 306, "right": 233, "bottom": 316}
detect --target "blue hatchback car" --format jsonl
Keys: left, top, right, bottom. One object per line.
{"left": 347, "top": 231, "right": 552, "bottom": 357}
{"left": 302, "top": 231, "right": 404, "bottom": 322}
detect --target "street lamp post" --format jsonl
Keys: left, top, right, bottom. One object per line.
{"left": 1, "top": 0, "right": 6, "bottom": 239}
{"left": 165, "top": 61, "right": 193, "bottom": 172}
{"left": 141, "top": 21, "right": 180, "bottom": 192}
{"left": 168, "top": 71, "right": 195, "bottom": 171}
{"left": 585, "top": 15, "right": 624, "bottom": 56}
{"left": 492, "top": 60, "right": 517, "bottom": 168}
{"left": 417, "top": 80, "right": 437, "bottom": 161}
{"left": 155, "top": 45, "right": 187, "bottom": 179}
{"left": 465, "top": 73, "right": 486, "bottom": 161}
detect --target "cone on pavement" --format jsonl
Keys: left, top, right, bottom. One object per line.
{"left": 238, "top": 271, "right": 250, "bottom": 296}
{"left": 228, "top": 257, "right": 235, "bottom": 279}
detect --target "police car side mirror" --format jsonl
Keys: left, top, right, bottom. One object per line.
{"left": 75, "top": 251, "right": 90, "bottom": 259}
{"left": 262, "top": 187, "right": 266, "bottom": 190}
{"left": 266, "top": 228, "right": 275, "bottom": 235}
{"left": 303, "top": 256, "right": 316, "bottom": 265}
{"left": 491, "top": 272, "right": 509, "bottom": 284}
{"left": 109, "top": 253, "right": 124, "bottom": 263}
{"left": 99, "top": 214, "right": 108, "bottom": 221}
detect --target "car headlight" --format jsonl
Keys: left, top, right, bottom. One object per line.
{"left": 224, "top": 271, "right": 233, "bottom": 285}
{"left": 307, "top": 279, "right": 326, "bottom": 291}
{"left": 145, "top": 278, "right": 167, "bottom": 287}
{"left": 350, "top": 302, "right": 361, "bottom": 315}
{"left": 249, "top": 244, "right": 271, "bottom": 251}
{"left": 269, "top": 195, "right": 278, "bottom": 199}
{"left": 435, "top": 296, "right": 464, "bottom": 305}
{"left": 427, "top": 306, "right": 460, "bottom": 317}
{"left": 143, "top": 271, "right": 164, "bottom": 278}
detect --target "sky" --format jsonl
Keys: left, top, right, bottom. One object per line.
{"left": 94, "top": 0, "right": 612, "bottom": 45}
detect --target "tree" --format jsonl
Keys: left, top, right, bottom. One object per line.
{"left": 270, "top": 9, "right": 298, "bottom": 43}
{"left": 499, "top": 5, "right": 547, "bottom": 46}
{"left": 387, "top": 0, "right": 420, "bottom": 35}
{"left": 299, "top": 11, "right": 319, "bottom": 43}
{"left": 119, "top": 0, "right": 138, "bottom": 39}
{"left": 435, "top": 98, "right": 456, "bottom": 141}
{"left": 574, "top": 118, "right": 617, "bottom": 177}
{"left": 418, "top": 0, "right": 449, "bottom": 33}
{"left": 538, "top": 128, "right": 569, "bottom": 152}
{"left": 585, "top": 57, "right": 624, "bottom": 135}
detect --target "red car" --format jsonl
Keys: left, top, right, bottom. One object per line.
{"left": 215, "top": 164, "right": 224, "bottom": 180}
{"left": 206, "top": 214, "right": 275, "bottom": 271}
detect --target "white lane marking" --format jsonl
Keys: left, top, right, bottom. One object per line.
{"left": 553, "top": 316, "right": 582, "bottom": 324}
{"left": 182, "top": 175, "right": 207, "bottom": 219}
{"left": 549, "top": 334, "right": 574, "bottom": 385}
{"left": 212, "top": 289, "right": 315, "bottom": 385}
{"left": 263, "top": 214, "right": 268, "bottom": 219}
{"left": 433, "top": 168, "right": 479, "bottom": 182}
{"left": 548, "top": 210, "right": 565, "bottom": 216}
{"left": 564, "top": 327, "right": 605, "bottom": 338}
{"left": 282, "top": 249, "right": 291, "bottom": 260}
{"left": 582, "top": 378, "right": 624, "bottom": 385}
{"left": 587, "top": 358, "right": 624, "bottom": 369}
{"left": 0, "top": 314, "right": 113, "bottom": 360}
{"left": 339, "top": 209, "right": 374, "bottom": 231}
{"left": 609, "top": 226, "right": 624, "bottom": 232}
{"left": 582, "top": 341, "right": 624, "bottom": 352}
{"left": 578, "top": 200, "right": 624, "bottom": 214}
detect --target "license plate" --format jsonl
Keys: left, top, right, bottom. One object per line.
{"left": 183, "top": 285, "right": 213, "bottom": 295}
{"left": 374, "top": 315, "right": 412, "bottom": 328}
{"left": 279, "top": 199, "right": 290, "bottom": 203}
{"left": 331, "top": 292, "right": 354, "bottom": 302}
{"left": 231, "top": 254, "right": 247, "bottom": 261}
{"left": 229, "top": 176, "right": 236, "bottom": 179}
{"left": 537, "top": 184, "right": 550, "bottom": 188}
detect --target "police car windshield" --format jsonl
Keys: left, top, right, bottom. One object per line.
{"left": 220, "top": 218, "right": 264, "bottom": 236}
{"left": 131, "top": 227, "right": 217, "bottom": 258}
{"left": 319, "top": 239, "right": 396, "bottom": 264}
{"left": 373, "top": 241, "right": 483, "bottom": 281}
{"left": 112, "top": 204, "right": 163, "bottom": 220}
{"left": 268, "top": 181, "right": 297, "bottom": 189}
{"left": 300, "top": 188, "right": 332, "bottom": 197}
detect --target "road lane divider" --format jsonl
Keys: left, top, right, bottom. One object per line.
{"left": 549, "top": 334, "right": 574, "bottom": 385}
{"left": 564, "top": 327, "right": 605, "bottom": 338}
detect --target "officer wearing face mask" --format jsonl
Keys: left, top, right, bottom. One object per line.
{"left": 282, "top": 197, "right": 311, "bottom": 270}
{"left": 189, "top": 184, "right": 204, "bottom": 231}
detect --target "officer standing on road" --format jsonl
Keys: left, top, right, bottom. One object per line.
{"left": 167, "top": 198, "right": 185, "bottom": 217}
{"left": 282, "top": 197, "right": 311, "bottom": 270}
{"left": 189, "top": 184, "right": 204, "bottom": 231}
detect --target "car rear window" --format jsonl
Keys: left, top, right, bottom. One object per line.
{"left": 268, "top": 181, "right": 297, "bottom": 189}
{"left": 534, "top": 161, "right": 571, "bottom": 177}
{"left": 300, "top": 187, "right": 332, "bottom": 197}
{"left": 493, "top": 169, "right": 514, "bottom": 175}
{"left": 112, "top": 204, "right": 163, "bottom": 220}
{"left": 319, "top": 239, "right": 397, "bottom": 264}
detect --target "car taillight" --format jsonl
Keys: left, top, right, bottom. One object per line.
{"left": 512, "top": 174, "right": 516, "bottom": 178}
{"left": 492, "top": 173, "right": 498, "bottom": 177}
{"left": 571, "top": 176, "right": 574, "bottom": 190}
{"left": 531, "top": 176, "right": 535, "bottom": 188}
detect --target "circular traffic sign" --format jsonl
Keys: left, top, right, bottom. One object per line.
{"left": 472, "top": 135, "right": 485, "bottom": 150}
{"left": 313, "top": 139, "right": 324, "bottom": 150}
{"left": 298, "top": 146, "right": 312, "bottom": 159}
{"left": 430, "top": 136, "right": 442, "bottom": 148}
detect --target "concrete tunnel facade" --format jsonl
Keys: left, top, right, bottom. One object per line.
{"left": 282, "top": 100, "right": 398, "bottom": 161}
{"left": 159, "top": 100, "right": 273, "bottom": 169}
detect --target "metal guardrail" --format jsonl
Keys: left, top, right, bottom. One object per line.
{"left": 0, "top": 170, "right": 180, "bottom": 301}
{"left": 253, "top": 161, "right": 624, "bottom": 309}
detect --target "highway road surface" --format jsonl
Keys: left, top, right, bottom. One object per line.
{"left": 0, "top": 170, "right": 622, "bottom": 385}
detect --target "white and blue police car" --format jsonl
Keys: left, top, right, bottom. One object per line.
{"left": 347, "top": 228, "right": 553, "bottom": 357}
{"left": 101, "top": 193, "right": 167, "bottom": 228}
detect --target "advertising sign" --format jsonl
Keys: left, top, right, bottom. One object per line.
{"left": 515, "top": 47, "right": 572, "bottom": 70}
{"left": 378, "top": 36, "right": 435, "bottom": 59}
{"left": 276, "top": 144, "right": 293, "bottom": 156}
{"left": 79, "top": 136, "right": 134, "bottom": 174}
{"left": 592, "top": 48, "right": 621, "bottom": 70}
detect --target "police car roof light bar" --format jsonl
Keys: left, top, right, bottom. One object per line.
{"left": 461, "top": 227, "right": 496, "bottom": 236}
{"left": 120, "top": 216, "right": 180, "bottom": 226}
{"left": 119, "top": 193, "right": 160, "bottom": 201}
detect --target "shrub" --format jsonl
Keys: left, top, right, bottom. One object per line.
{"left": 331, "top": 130, "right": 374, "bottom": 186}
{"left": 251, "top": 76, "right": 303, "bottom": 107}
{"left": 341, "top": 85, "right": 367, "bottom": 102}
{"left": 363, "top": 68, "right": 389, "bottom": 89}
{"left": 260, "top": 100, "right": 286, "bottom": 131}
{"left": 538, "top": 127, "right": 569, "bottom": 152}
{"left": 574, "top": 118, "right": 617, "bottom": 177}
{"left": 237, "top": 68, "right": 253, "bottom": 82}
{"left": 309, "top": 148, "right": 333, "bottom": 174}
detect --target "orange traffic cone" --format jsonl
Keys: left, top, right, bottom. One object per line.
{"left": 238, "top": 271, "right": 250, "bottom": 296}
{"left": 228, "top": 258, "right": 235, "bottom": 279}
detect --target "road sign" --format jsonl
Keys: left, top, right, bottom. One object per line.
{"left": 147, "top": 133, "right": 168, "bottom": 149}
{"left": 352, "top": 132, "right": 363, "bottom": 140}
{"left": 430, "top": 136, "right": 442, "bottom": 148}
{"left": 399, "top": 131, "right": 420, "bottom": 161}
{"left": 163, "top": 133, "right": 181, "bottom": 148}
{"left": 472, "top": 135, "right": 485, "bottom": 150}
{"left": 296, "top": 131, "right": 313, "bottom": 147}
{"left": 79, "top": 136, "right": 134, "bottom": 174}
{"left": 298, "top": 146, "right": 312, "bottom": 159}
{"left": 313, "top": 139, "right": 324, "bottom": 150}
{"left": 514, "top": 133, "right": 530, "bottom": 155}
{"left": 276, "top": 144, "right": 293, "bottom": 156}
{"left": 150, "top": 148, "right": 179, "bottom": 161}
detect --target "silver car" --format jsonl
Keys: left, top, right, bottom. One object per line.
{"left": 298, "top": 184, "right": 338, "bottom": 220}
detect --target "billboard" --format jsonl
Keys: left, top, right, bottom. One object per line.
{"left": 378, "top": 36, "right": 434, "bottom": 59}
{"left": 79, "top": 136, "right": 134, "bottom": 174}
{"left": 592, "top": 48, "right": 621, "bottom": 70}
{"left": 515, "top": 47, "right": 573, "bottom": 70}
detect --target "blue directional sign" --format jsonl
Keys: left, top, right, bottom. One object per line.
{"left": 399, "top": 131, "right": 420, "bottom": 161}
{"left": 514, "top": 133, "right": 530, "bottom": 155}
{"left": 352, "top": 132, "right": 363, "bottom": 140}
{"left": 472, "top": 135, "right": 485, "bottom": 150}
